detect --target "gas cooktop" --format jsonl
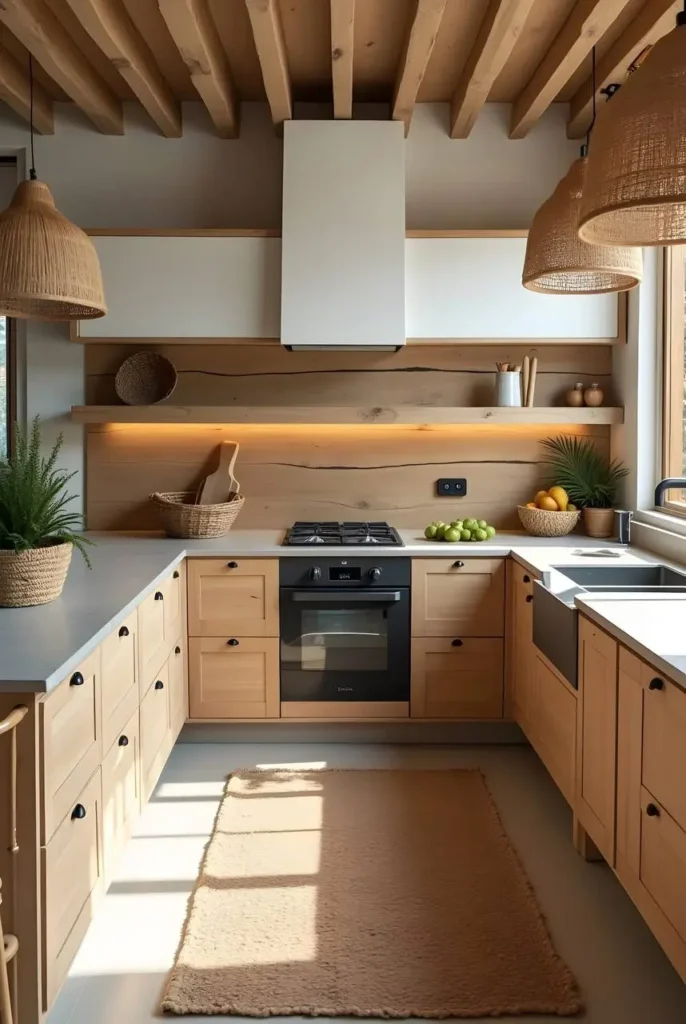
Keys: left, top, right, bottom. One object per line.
{"left": 284, "top": 521, "right": 404, "bottom": 547}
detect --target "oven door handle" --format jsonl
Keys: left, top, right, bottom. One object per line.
{"left": 289, "top": 591, "right": 402, "bottom": 603}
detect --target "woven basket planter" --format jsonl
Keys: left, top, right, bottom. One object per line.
{"left": 0, "top": 542, "right": 73, "bottom": 607}
{"left": 517, "top": 505, "right": 580, "bottom": 538}
{"left": 115, "top": 352, "right": 177, "bottom": 405}
{"left": 150, "top": 491, "right": 245, "bottom": 539}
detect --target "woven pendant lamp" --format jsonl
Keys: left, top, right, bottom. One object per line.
{"left": 523, "top": 153, "right": 642, "bottom": 293}
{"left": 579, "top": 7, "right": 686, "bottom": 247}
{"left": 0, "top": 57, "right": 106, "bottom": 321}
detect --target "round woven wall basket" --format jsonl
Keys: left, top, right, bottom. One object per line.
{"left": 0, "top": 542, "right": 73, "bottom": 607}
{"left": 115, "top": 352, "right": 177, "bottom": 405}
{"left": 517, "top": 505, "right": 580, "bottom": 538}
{"left": 150, "top": 492, "right": 245, "bottom": 539}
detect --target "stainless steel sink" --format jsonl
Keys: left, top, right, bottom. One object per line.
{"left": 551, "top": 564, "right": 686, "bottom": 588}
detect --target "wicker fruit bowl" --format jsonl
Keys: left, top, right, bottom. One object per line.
{"left": 517, "top": 504, "right": 580, "bottom": 538}
{"left": 150, "top": 491, "right": 244, "bottom": 539}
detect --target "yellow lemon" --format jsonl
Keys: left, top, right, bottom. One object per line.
{"left": 525, "top": 501, "right": 537, "bottom": 509}
{"left": 534, "top": 490, "right": 548, "bottom": 505}
{"left": 548, "top": 485, "right": 569, "bottom": 511}
{"left": 538, "top": 495, "right": 559, "bottom": 512}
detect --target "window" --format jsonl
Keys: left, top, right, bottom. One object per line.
{"left": 662, "top": 250, "right": 686, "bottom": 514}
{"left": 0, "top": 316, "right": 13, "bottom": 461}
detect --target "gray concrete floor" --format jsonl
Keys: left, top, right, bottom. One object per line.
{"left": 48, "top": 743, "right": 686, "bottom": 1023}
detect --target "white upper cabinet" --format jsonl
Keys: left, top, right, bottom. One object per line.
{"left": 79, "top": 236, "right": 281, "bottom": 338}
{"left": 406, "top": 237, "right": 618, "bottom": 340}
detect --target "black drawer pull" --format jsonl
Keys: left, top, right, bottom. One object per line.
{"left": 154, "top": 591, "right": 164, "bottom": 601}
{"left": 173, "top": 570, "right": 180, "bottom": 579}
{"left": 71, "top": 804, "right": 87, "bottom": 820}
{"left": 526, "top": 594, "right": 533, "bottom": 603}
{"left": 523, "top": 574, "right": 531, "bottom": 584}
{"left": 227, "top": 638, "right": 240, "bottom": 646}
{"left": 155, "top": 680, "right": 164, "bottom": 690}
{"left": 227, "top": 561, "right": 238, "bottom": 569}
{"left": 175, "top": 645, "right": 181, "bottom": 655}
{"left": 646, "top": 803, "right": 660, "bottom": 818}
{"left": 452, "top": 560, "right": 465, "bottom": 569}
{"left": 451, "top": 639, "right": 463, "bottom": 647}
{"left": 118, "top": 625, "right": 129, "bottom": 638}
{"left": 648, "top": 677, "right": 664, "bottom": 691}
{"left": 118, "top": 735, "right": 129, "bottom": 747}
{"left": 69, "top": 672, "right": 84, "bottom": 687}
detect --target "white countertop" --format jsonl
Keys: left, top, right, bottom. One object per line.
{"left": 0, "top": 529, "right": 684, "bottom": 694}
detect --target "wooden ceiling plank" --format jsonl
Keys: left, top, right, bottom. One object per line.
{"left": 392, "top": 0, "right": 447, "bottom": 134}
{"left": 567, "top": 0, "right": 677, "bottom": 139}
{"left": 159, "top": 0, "right": 239, "bottom": 138}
{"left": 65, "top": 0, "right": 181, "bottom": 137}
{"left": 0, "top": 45, "right": 54, "bottom": 133}
{"left": 450, "top": 0, "right": 537, "bottom": 138}
{"left": 0, "top": 0, "right": 123, "bottom": 133}
{"left": 331, "top": 0, "right": 355, "bottom": 119}
{"left": 509, "top": 0, "right": 633, "bottom": 139}
{"left": 244, "top": 0, "right": 292, "bottom": 128}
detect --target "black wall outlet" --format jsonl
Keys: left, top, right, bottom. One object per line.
{"left": 437, "top": 478, "right": 467, "bottom": 497}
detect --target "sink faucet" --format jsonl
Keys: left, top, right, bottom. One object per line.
{"left": 655, "top": 478, "right": 686, "bottom": 506}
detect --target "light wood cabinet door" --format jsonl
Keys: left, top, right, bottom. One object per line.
{"left": 639, "top": 788, "right": 686, "bottom": 947}
{"left": 411, "top": 637, "right": 503, "bottom": 719}
{"left": 411, "top": 558, "right": 504, "bottom": 637}
{"left": 101, "top": 610, "right": 138, "bottom": 753}
{"left": 188, "top": 558, "right": 279, "bottom": 637}
{"left": 508, "top": 560, "right": 536, "bottom": 731}
{"left": 163, "top": 564, "right": 185, "bottom": 646}
{"left": 576, "top": 617, "right": 618, "bottom": 863}
{"left": 168, "top": 637, "right": 188, "bottom": 735}
{"left": 102, "top": 708, "right": 140, "bottom": 885}
{"left": 642, "top": 667, "right": 686, "bottom": 834}
{"left": 189, "top": 636, "right": 280, "bottom": 719}
{"left": 140, "top": 661, "right": 171, "bottom": 802}
{"left": 42, "top": 768, "right": 103, "bottom": 1010}
{"left": 531, "top": 652, "right": 576, "bottom": 807}
{"left": 41, "top": 648, "right": 102, "bottom": 844}
{"left": 138, "top": 585, "right": 167, "bottom": 692}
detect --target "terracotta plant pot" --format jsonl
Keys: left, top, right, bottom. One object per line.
{"left": 0, "top": 542, "right": 73, "bottom": 607}
{"left": 583, "top": 507, "right": 615, "bottom": 539}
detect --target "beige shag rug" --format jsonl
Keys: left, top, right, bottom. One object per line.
{"left": 162, "top": 768, "right": 580, "bottom": 1018}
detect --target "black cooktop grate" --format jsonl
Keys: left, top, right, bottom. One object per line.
{"left": 284, "top": 521, "right": 404, "bottom": 546}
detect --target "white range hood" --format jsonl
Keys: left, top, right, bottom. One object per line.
{"left": 280, "top": 120, "right": 406, "bottom": 351}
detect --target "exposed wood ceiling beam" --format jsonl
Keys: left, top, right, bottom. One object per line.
{"left": 159, "top": 0, "right": 239, "bottom": 138}
{"left": 509, "top": 0, "right": 632, "bottom": 139}
{"left": 330, "top": 0, "right": 355, "bottom": 120}
{"left": 0, "top": 0, "right": 123, "bottom": 134}
{"left": 244, "top": 0, "right": 292, "bottom": 129}
{"left": 567, "top": 0, "right": 677, "bottom": 139}
{"left": 392, "top": 0, "right": 447, "bottom": 135}
{"left": 450, "top": 0, "right": 537, "bottom": 139}
{"left": 65, "top": 0, "right": 180, "bottom": 137}
{"left": 0, "top": 45, "right": 54, "bottom": 134}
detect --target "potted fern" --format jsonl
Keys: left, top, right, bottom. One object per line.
{"left": 541, "top": 435, "right": 628, "bottom": 539}
{"left": 0, "top": 418, "right": 92, "bottom": 607}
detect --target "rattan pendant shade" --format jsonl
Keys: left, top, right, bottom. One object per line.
{"left": 578, "top": 19, "right": 686, "bottom": 247}
{"left": 0, "top": 179, "right": 106, "bottom": 321}
{"left": 523, "top": 156, "right": 642, "bottom": 294}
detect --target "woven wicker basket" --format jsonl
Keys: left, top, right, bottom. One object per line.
{"left": 0, "top": 542, "right": 73, "bottom": 607}
{"left": 517, "top": 505, "right": 580, "bottom": 538}
{"left": 115, "top": 352, "right": 177, "bottom": 405}
{"left": 150, "top": 491, "right": 245, "bottom": 539}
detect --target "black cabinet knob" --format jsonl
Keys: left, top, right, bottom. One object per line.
{"left": 227, "top": 561, "right": 238, "bottom": 569}
{"left": 118, "top": 625, "right": 129, "bottom": 638}
{"left": 523, "top": 574, "right": 531, "bottom": 584}
{"left": 648, "top": 677, "right": 664, "bottom": 691}
{"left": 227, "top": 638, "right": 239, "bottom": 646}
{"left": 526, "top": 594, "right": 533, "bottom": 603}
{"left": 118, "top": 735, "right": 129, "bottom": 747}
{"left": 646, "top": 803, "right": 660, "bottom": 817}
{"left": 174, "top": 645, "right": 181, "bottom": 655}
{"left": 173, "top": 570, "right": 180, "bottom": 579}
{"left": 71, "top": 804, "right": 87, "bottom": 820}
{"left": 70, "top": 672, "right": 84, "bottom": 687}
{"left": 452, "top": 560, "right": 465, "bottom": 569}
{"left": 154, "top": 591, "right": 164, "bottom": 601}
{"left": 155, "top": 680, "right": 164, "bottom": 690}
{"left": 451, "top": 639, "right": 463, "bottom": 647}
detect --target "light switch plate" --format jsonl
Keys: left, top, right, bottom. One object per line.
{"left": 437, "top": 478, "right": 467, "bottom": 497}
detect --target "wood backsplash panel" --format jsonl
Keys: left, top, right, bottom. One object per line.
{"left": 85, "top": 422, "right": 610, "bottom": 531}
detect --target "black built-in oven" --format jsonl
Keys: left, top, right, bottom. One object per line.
{"left": 280, "top": 558, "right": 410, "bottom": 702}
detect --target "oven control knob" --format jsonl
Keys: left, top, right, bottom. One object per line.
{"left": 309, "top": 566, "right": 322, "bottom": 581}
{"left": 369, "top": 566, "right": 382, "bottom": 581}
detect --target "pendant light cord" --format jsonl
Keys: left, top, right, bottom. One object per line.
{"left": 28, "top": 53, "right": 36, "bottom": 181}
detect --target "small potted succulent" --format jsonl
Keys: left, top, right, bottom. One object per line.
{"left": 0, "top": 418, "right": 92, "bottom": 607}
{"left": 541, "top": 435, "right": 628, "bottom": 539}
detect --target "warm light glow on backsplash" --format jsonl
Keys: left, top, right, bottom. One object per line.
{"left": 100, "top": 422, "right": 597, "bottom": 439}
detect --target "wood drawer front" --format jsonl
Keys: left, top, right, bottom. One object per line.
{"left": 188, "top": 558, "right": 279, "bottom": 637}
{"left": 140, "top": 661, "right": 171, "bottom": 801}
{"left": 411, "top": 638, "right": 503, "bottom": 719}
{"left": 41, "top": 648, "right": 101, "bottom": 844}
{"left": 642, "top": 671, "right": 686, "bottom": 834}
{"left": 189, "top": 636, "right": 280, "bottom": 719}
{"left": 169, "top": 637, "right": 187, "bottom": 733}
{"left": 411, "top": 558, "right": 504, "bottom": 637}
{"left": 102, "top": 708, "right": 140, "bottom": 884}
{"left": 163, "top": 564, "right": 185, "bottom": 643}
{"left": 532, "top": 652, "right": 576, "bottom": 807}
{"left": 138, "top": 585, "right": 167, "bottom": 692}
{"left": 101, "top": 610, "right": 138, "bottom": 752}
{"left": 510, "top": 561, "right": 535, "bottom": 729}
{"left": 42, "top": 768, "right": 103, "bottom": 1011}
{"left": 639, "top": 788, "right": 686, "bottom": 944}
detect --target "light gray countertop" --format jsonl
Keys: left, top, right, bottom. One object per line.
{"left": 0, "top": 530, "right": 683, "bottom": 694}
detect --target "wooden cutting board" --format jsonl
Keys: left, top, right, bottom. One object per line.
{"left": 196, "top": 441, "right": 239, "bottom": 505}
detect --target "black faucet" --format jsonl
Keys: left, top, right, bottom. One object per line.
{"left": 655, "top": 478, "right": 686, "bottom": 506}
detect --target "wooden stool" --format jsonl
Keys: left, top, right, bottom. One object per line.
{"left": 0, "top": 706, "right": 28, "bottom": 1024}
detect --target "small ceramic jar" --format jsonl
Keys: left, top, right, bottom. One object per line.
{"left": 584, "top": 383, "right": 604, "bottom": 407}
{"left": 565, "top": 383, "right": 585, "bottom": 407}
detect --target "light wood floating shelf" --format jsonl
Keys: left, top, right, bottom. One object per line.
{"left": 71, "top": 406, "right": 624, "bottom": 425}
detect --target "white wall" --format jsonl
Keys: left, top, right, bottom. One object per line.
{"left": 0, "top": 99, "right": 580, "bottom": 513}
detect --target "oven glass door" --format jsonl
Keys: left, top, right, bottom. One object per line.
{"left": 280, "top": 589, "right": 410, "bottom": 701}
